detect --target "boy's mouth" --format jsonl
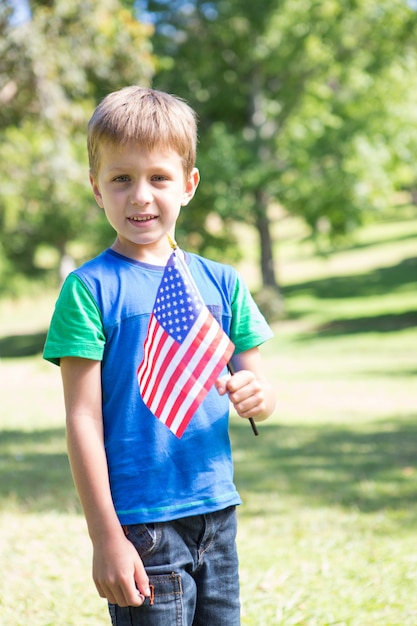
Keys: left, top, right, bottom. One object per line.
{"left": 129, "top": 215, "right": 157, "bottom": 222}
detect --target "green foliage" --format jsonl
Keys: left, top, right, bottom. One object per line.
{"left": 0, "top": 120, "right": 89, "bottom": 274}
{"left": 144, "top": 0, "right": 417, "bottom": 282}
{"left": 0, "top": 0, "right": 155, "bottom": 283}
{"left": 2, "top": 0, "right": 417, "bottom": 293}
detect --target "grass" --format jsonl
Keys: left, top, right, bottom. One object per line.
{"left": 1, "top": 208, "right": 416, "bottom": 625}
{"left": 234, "top": 328, "right": 417, "bottom": 625}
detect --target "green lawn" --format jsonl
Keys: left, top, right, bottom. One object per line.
{"left": 1, "top": 211, "right": 416, "bottom": 625}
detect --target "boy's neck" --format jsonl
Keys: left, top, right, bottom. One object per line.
{"left": 110, "top": 237, "right": 174, "bottom": 266}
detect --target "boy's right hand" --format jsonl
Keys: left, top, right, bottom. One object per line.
{"left": 92, "top": 532, "right": 151, "bottom": 607}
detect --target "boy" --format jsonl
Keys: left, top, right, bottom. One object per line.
{"left": 43, "top": 86, "right": 275, "bottom": 625}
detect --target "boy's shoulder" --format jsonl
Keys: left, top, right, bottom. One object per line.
{"left": 74, "top": 248, "right": 160, "bottom": 281}
{"left": 187, "top": 251, "right": 237, "bottom": 279}
{"left": 70, "top": 249, "right": 159, "bottom": 305}
{"left": 74, "top": 248, "right": 130, "bottom": 274}
{"left": 186, "top": 252, "right": 243, "bottom": 307}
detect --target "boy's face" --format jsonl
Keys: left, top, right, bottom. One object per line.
{"left": 90, "top": 141, "right": 199, "bottom": 262}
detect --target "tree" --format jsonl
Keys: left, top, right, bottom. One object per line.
{"left": 137, "top": 0, "right": 417, "bottom": 294}
{"left": 0, "top": 0, "right": 154, "bottom": 285}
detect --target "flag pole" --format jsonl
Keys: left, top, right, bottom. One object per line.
{"left": 167, "top": 234, "right": 259, "bottom": 437}
{"left": 227, "top": 361, "right": 259, "bottom": 436}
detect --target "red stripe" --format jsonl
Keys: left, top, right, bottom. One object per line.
{"left": 153, "top": 314, "right": 221, "bottom": 424}
{"left": 144, "top": 335, "right": 180, "bottom": 409}
{"left": 174, "top": 341, "right": 234, "bottom": 437}
{"left": 162, "top": 322, "right": 228, "bottom": 428}
{"left": 137, "top": 316, "right": 159, "bottom": 388}
{"left": 146, "top": 312, "right": 213, "bottom": 418}
{"left": 139, "top": 333, "right": 171, "bottom": 401}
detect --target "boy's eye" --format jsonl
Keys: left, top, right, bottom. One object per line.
{"left": 152, "top": 175, "right": 168, "bottom": 182}
{"left": 114, "top": 175, "right": 130, "bottom": 183}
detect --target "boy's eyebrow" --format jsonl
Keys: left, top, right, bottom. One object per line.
{"left": 104, "top": 162, "right": 179, "bottom": 175}
{"left": 104, "top": 164, "right": 131, "bottom": 173}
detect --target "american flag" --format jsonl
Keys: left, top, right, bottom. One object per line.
{"left": 137, "top": 250, "right": 235, "bottom": 438}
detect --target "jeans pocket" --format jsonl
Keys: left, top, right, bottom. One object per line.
{"left": 147, "top": 571, "right": 182, "bottom": 605}
{"left": 108, "top": 573, "right": 183, "bottom": 626}
{"left": 123, "top": 523, "right": 160, "bottom": 559}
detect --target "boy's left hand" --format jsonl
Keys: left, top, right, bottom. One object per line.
{"left": 215, "top": 370, "right": 267, "bottom": 420}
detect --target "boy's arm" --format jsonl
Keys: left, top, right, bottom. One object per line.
{"left": 60, "top": 357, "right": 150, "bottom": 607}
{"left": 215, "top": 346, "right": 276, "bottom": 422}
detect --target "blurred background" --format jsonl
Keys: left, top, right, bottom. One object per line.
{"left": 1, "top": 1, "right": 417, "bottom": 624}
{"left": 1, "top": 0, "right": 417, "bottom": 304}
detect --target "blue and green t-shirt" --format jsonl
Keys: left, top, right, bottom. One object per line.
{"left": 43, "top": 248, "right": 273, "bottom": 524}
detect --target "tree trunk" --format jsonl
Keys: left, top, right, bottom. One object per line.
{"left": 254, "top": 189, "right": 277, "bottom": 289}
{"left": 253, "top": 189, "right": 285, "bottom": 320}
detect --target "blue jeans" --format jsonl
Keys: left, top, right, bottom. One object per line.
{"left": 108, "top": 506, "right": 240, "bottom": 626}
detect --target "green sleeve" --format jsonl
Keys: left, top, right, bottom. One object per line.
{"left": 230, "top": 273, "right": 274, "bottom": 354}
{"left": 43, "top": 273, "right": 105, "bottom": 365}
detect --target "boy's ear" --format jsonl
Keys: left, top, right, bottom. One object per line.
{"left": 89, "top": 172, "right": 104, "bottom": 208}
{"left": 181, "top": 168, "right": 200, "bottom": 206}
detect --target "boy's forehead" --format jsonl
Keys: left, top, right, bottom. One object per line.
{"left": 97, "top": 140, "right": 185, "bottom": 170}
{"left": 101, "top": 138, "right": 176, "bottom": 156}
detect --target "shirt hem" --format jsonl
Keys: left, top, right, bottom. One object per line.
{"left": 116, "top": 492, "right": 242, "bottom": 525}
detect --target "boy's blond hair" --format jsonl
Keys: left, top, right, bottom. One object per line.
{"left": 88, "top": 86, "right": 198, "bottom": 178}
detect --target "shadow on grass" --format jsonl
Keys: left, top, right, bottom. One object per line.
{"left": 3, "top": 418, "right": 417, "bottom": 524}
{"left": 283, "top": 255, "right": 417, "bottom": 336}
{"left": 0, "top": 427, "right": 79, "bottom": 513}
{"left": 315, "top": 310, "right": 417, "bottom": 336}
{"left": 283, "top": 256, "right": 417, "bottom": 301}
{"left": 304, "top": 229, "right": 417, "bottom": 256}
{"left": 0, "top": 331, "right": 48, "bottom": 358}
{"left": 231, "top": 415, "right": 417, "bottom": 525}
{"left": 362, "top": 368, "right": 417, "bottom": 378}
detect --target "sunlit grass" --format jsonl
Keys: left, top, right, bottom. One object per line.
{"left": 1, "top": 209, "right": 416, "bottom": 625}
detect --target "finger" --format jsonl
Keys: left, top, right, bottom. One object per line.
{"left": 97, "top": 576, "right": 147, "bottom": 607}
{"left": 215, "top": 374, "right": 231, "bottom": 395}
{"left": 118, "top": 584, "right": 147, "bottom": 608}
{"left": 135, "top": 575, "right": 151, "bottom": 599}
{"left": 232, "top": 388, "right": 266, "bottom": 417}
{"left": 98, "top": 582, "right": 129, "bottom": 607}
{"left": 237, "top": 399, "right": 266, "bottom": 418}
{"left": 133, "top": 552, "right": 151, "bottom": 597}
{"left": 228, "top": 377, "right": 261, "bottom": 406}
{"left": 225, "top": 369, "right": 255, "bottom": 393}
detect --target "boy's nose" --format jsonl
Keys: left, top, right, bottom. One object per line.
{"left": 130, "top": 181, "right": 153, "bottom": 206}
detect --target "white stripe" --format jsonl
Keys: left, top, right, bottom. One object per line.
{"left": 140, "top": 325, "right": 175, "bottom": 404}
{"left": 138, "top": 318, "right": 162, "bottom": 389}
{"left": 137, "top": 316, "right": 159, "bottom": 383}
